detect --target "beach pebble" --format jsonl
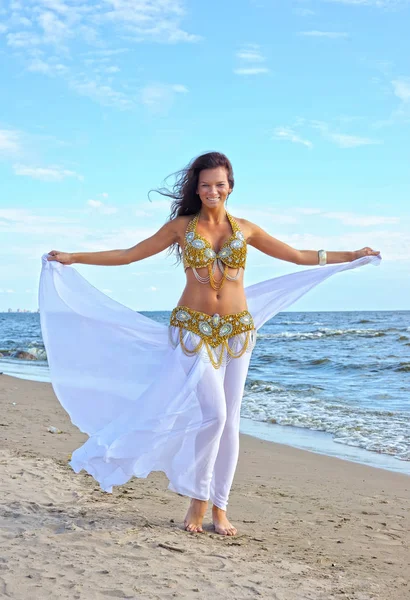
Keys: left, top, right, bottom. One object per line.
{"left": 47, "top": 426, "right": 63, "bottom": 434}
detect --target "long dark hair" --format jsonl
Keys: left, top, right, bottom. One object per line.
{"left": 150, "top": 151, "right": 235, "bottom": 261}
{"left": 152, "top": 151, "right": 235, "bottom": 220}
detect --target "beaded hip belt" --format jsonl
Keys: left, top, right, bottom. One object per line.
{"left": 169, "top": 306, "right": 256, "bottom": 369}
{"left": 170, "top": 306, "right": 254, "bottom": 347}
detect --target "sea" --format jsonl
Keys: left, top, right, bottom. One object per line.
{"left": 1, "top": 310, "right": 409, "bottom": 475}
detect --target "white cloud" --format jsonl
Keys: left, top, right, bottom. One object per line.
{"left": 310, "top": 120, "right": 381, "bottom": 147}
{"left": 69, "top": 78, "right": 133, "bottom": 109}
{"left": 6, "top": 31, "right": 41, "bottom": 47}
{"left": 234, "top": 43, "right": 269, "bottom": 76}
{"left": 0, "top": 23, "right": 8, "bottom": 33}
{"left": 234, "top": 67, "right": 269, "bottom": 76}
{"left": 87, "top": 199, "right": 103, "bottom": 208}
{"left": 0, "top": 128, "right": 80, "bottom": 183}
{"left": 27, "top": 57, "right": 67, "bottom": 75}
{"left": 0, "top": 129, "right": 21, "bottom": 155}
{"left": 3, "top": 0, "right": 200, "bottom": 48}
{"left": 294, "top": 208, "right": 323, "bottom": 215}
{"left": 172, "top": 84, "right": 188, "bottom": 93}
{"left": 0, "top": 208, "right": 158, "bottom": 254}
{"left": 322, "top": 212, "right": 400, "bottom": 226}
{"left": 236, "top": 44, "right": 266, "bottom": 62}
{"left": 322, "top": 0, "right": 405, "bottom": 6}
{"left": 140, "top": 82, "right": 189, "bottom": 113}
{"left": 2, "top": 0, "right": 197, "bottom": 108}
{"left": 273, "top": 127, "right": 313, "bottom": 148}
{"left": 293, "top": 8, "right": 316, "bottom": 15}
{"left": 13, "top": 164, "right": 83, "bottom": 181}
{"left": 280, "top": 229, "right": 409, "bottom": 261}
{"left": 87, "top": 199, "right": 118, "bottom": 215}
{"left": 328, "top": 133, "right": 380, "bottom": 147}
{"left": 299, "top": 31, "right": 349, "bottom": 38}
{"left": 104, "top": 65, "right": 120, "bottom": 73}
{"left": 373, "top": 76, "right": 410, "bottom": 127}
{"left": 102, "top": 0, "right": 201, "bottom": 43}
{"left": 233, "top": 206, "right": 300, "bottom": 225}
{"left": 38, "top": 0, "right": 72, "bottom": 17}
{"left": 37, "top": 9, "right": 72, "bottom": 46}
{"left": 0, "top": 208, "right": 74, "bottom": 223}
{"left": 392, "top": 77, "right": 410, "bottom": 102}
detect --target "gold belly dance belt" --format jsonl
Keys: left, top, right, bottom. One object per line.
{"left": 169, "top": 306, "right": 256, "bottom": 369}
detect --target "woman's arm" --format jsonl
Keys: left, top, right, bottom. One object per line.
{"left": 47, "top": 219, "right": 182, "bottom": 266}
{"left": 243, "top": 220, "right": 379, "bottom": 266}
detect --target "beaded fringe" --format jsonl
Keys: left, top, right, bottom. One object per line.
{"left": 169, "top": 326, "right": 256, "bottom": 369}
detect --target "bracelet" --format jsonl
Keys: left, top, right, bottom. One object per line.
{"left": 318, "top": 249, "right": 327, "bottom": 266}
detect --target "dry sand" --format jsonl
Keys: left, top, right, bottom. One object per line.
{"left": 0, "top": 374, "right": 409, "bottom": 600}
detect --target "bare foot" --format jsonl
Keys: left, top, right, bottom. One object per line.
{"left": 184, "top": 498, "right": 208, "bottom": 533}
{"left": 212, "top": 505, "right": 237, "bottom": 536}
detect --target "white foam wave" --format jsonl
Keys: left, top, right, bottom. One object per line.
{"left": 242, "top": 383, "right": 410, "bottom": 461}
{"left": 257, "top": 328, "right": 386, "bottom": 340}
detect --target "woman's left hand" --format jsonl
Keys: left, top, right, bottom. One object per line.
{"left": 353, "top": 247, "right": 380, "bottom": 260}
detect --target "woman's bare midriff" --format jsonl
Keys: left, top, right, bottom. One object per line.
{"left": 177, "top": 267, "right": 248, "bottom": 316}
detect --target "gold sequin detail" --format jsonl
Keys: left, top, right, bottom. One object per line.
{"left": 183, "top": 212, "right": 247, "bottom": 291}
{"left": 169, "top": 305, "right": 255, "bottom": 369}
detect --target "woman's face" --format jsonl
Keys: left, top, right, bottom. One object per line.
{"left": 196, "top": 167, "right": 231, "bottom": 210}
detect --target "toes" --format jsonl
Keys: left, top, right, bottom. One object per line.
{"left": 214, "top": 526, "right": 228, "bottom": 536}
{"left": 184, "top": 522, "right": 203, "bottom": 533}
{"left": 213, "top": 522, "right": 237, "bottom": 536}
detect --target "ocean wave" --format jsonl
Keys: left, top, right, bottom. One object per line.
{"left": 252, "top": 355, "right": 410, "bottom": 373}
{"left": 257, "top": 328, "right": 388, "bottom": 340}
{"left": 0, "top": 345, "right": 47, "bottom": 361}
{"left": 279, "top": 320, "right": 323, "bottom": 326}
{"left": 243, "top": 381, "right": 410, "bottom": 461}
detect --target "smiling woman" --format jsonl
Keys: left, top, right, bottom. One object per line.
{"left": 41, "top": 151, "right": 381, "bottom": 537}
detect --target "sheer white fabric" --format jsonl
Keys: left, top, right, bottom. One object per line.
{"left": 39, "top": 253, "right": 381, "bottom": 507}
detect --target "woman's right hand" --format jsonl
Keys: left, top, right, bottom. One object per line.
{"left": 47, "top": 251, "right": 74, "bottom": 265}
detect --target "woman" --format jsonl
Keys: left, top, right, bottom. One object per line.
{"left": 42, "top": 151, "right": 381, "bottom": 536}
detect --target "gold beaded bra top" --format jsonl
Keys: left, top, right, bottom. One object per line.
{"left": 183, "top": 212, "right": 247, "bottom": 291}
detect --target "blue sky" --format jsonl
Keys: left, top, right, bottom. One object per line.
{"left": 0, "top": 0, "right": 409, "bottom": 312}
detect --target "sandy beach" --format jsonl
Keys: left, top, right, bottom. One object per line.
{"left": 0, "top": 374, "right": 409, "bottom": 600}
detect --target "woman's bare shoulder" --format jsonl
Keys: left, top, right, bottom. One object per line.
{"left": 171, "top": 214, "right": 193, "bottom": 231}
{"left": 232, "top": 216, "right": 257, "bottom": 237}
{"left": 167, "top": 215, "right": 194, "bottom": 244}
